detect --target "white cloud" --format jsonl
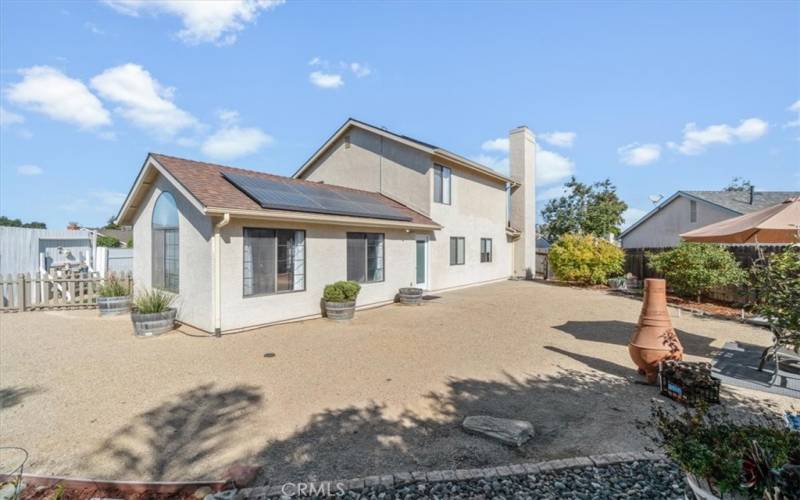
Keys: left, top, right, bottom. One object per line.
{"left": 85, "top": 22, "right": 105, "bottom": 35}
{"left": 472, "top": 153, "right": 509, "bottom": 172}
{"left": 536, "top": 147, "right": 575, "bottom": 185}
{"left": 481, "top": 137, "right": 509, "bottom": 153}
{"left": 617, "top": 143, "right": 661, "bottom": 166}
{"left": 668, "top": 117, "right": 768, "bottom": 155}
{"left": 17, "top": 164, "right": 43, "bottom": 176}
{"left": 308, "top": 56, "right": 321, "bottom": 66}
{"left": 5, "top": 66, "right": 111, "bottom": 128}
{"left": 104, "top": 0, "right": 284, "bottom": 46}
{"left": 59, "top": 190, "right": 127, "bottom": 212}
{"left": 93, "top": 190, "right": 127, "bottom": 207}
{"left": 349, "top": 62, "right": 371, "bottom": 78}
{"left": 539, "top": 131, "right": 576, "bottom": 148}
{"left": 538, "top": 185, "right": 569, "bottom": 201}
{"left": 201, "top": 126, "right": 273, "bottom": 160}
{"left": 476, "top": 138, "right": 574, "bottom": 186}
{"left": 0, "top": 107, "right": 25, "bottom": 126}
{"left": 786, "top": 99, "right": 800, "bottom": 129}
{"left": 90, "top": 63, "right": 197, "bottom": 137}
{"left": 622, "top": 207, "right": 649, "bottom": 230}
{"left": 217, "top": 108, "right": 240, "bottom": 125}
{"left": 309, "top": 71, "right": 344, "bottom": 89}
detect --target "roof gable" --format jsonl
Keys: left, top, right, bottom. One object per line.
{"left": 116, "top": 153, "right": 439, "bottom": 228}
{"left": 293, "top": 118, "right": 516, "bottom": 186}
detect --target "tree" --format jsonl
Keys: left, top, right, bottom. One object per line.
{"left": 540, "top": 177, "right": 628, "bottom": 242}
{"left": 648, "top": 243, "right": 746, "bottom": 301}
{"left": 548, "top": 233, "right": 625, "bottom": 285}
{"left": 750, "top": 246, "right": 800, "bottom": 350}
{"left": 0, "top": 216, "right": 46, "bottom": 229}
{"left": 723, "top": 177, "right": 753, "bottom": 192}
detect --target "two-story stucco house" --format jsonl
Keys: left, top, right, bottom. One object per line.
{"left": 116, "top": 119, "right": 536, "bottom": 334}
{"left": 620, "top": 189, "right": 800, "bottom": 249}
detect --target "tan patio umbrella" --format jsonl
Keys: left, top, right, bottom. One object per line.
{"left": 681, "top": 197, "right": 800, "bottom": 244}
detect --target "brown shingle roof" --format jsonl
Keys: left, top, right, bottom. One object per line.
{"left": 150, "top": 153, "right": 439, "bottom": 227}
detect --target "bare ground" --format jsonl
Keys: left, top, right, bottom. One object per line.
{"left": 0, "top": 280, "right": 795, "bottom": 484}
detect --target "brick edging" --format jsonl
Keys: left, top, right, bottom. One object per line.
{"left": 233, "top": 451, "right": 666, "bottom": 498}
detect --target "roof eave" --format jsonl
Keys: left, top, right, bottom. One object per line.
{"left": 204, "top": 206, "right": 442, "bottom": 231}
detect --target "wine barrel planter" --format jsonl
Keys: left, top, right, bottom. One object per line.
{"left": 325, "top": 301, "right": 355, "bottom": 320}
{"left": 97, "top": 296, "right": 131, "bottom": 316}
{"left": 131, "top": 308, "right": 177, "bottom": 337}
{"left": 398, "top": 287, "right": 423, "bottom": 305}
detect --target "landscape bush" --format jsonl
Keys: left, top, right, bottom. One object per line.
{"left": 323, "top": 280, "right": 361, "bottom": 303}
{"left": 647, "top": 243, "right": 746, "bottom": 301}
{"left": 97, "top": 276, "right": 129, "bottom": 297}
{"left": 548, "top": 233, "right": 624, "bottom": 285}
{"left": 96, "top": 235, "right": 121, "bottom": 248}
{"left": 751, "top": 245, "right": 800, "bottom": 350}
{"left": 134, "top": 288, "right": 174, "bottom": 313}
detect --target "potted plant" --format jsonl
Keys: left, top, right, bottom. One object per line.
{"left": 648, "top": 403, "right": 800, "bottom": 499}
{"left": 398, "top": 284, "right": 423, "bottom": 305}
{"left": 323, "top": 281, "right": 361, "bottom": 320}
{"left": 131, "top": 289, "right": 176, "bottom": 337}
{"left": 97, "top": 276, "right": 131, "bottom": 316}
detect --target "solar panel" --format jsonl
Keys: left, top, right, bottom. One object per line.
{"left": 222, "top": 172, "right": 413, "bottom": 222}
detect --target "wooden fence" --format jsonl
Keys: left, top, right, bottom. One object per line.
{"left": 623, "top": 245, "right": 787, "bottom": 304}
{"left": 0, "top": 271, "right": 132, "bottom": 312}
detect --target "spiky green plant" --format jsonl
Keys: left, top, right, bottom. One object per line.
{"left": 97, "top": 277, "right": 129, "bottom": 297}
{"left": 134, "top": 288, "right": 174, "bottom": 313}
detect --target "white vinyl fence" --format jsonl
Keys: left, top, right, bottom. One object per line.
{"left": 95, "top": 247, "right": 133, "bottom": 275}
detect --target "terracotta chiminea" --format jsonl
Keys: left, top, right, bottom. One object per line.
{"left": 628, "top": 278, "right": 684, "bottom": 383}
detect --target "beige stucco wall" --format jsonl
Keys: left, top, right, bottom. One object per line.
{"left": 216, "top": 219, "right": 419, "bottom": 331}
{"left": 131, "top": 174, "right": 214, "bottom": 331}
{"left": 303, "top": 127, "right": 432, "bottom": 215}
{"left": 621, "top": 196, "right": 736, "bottom": 248}
{"left": 427, "top": 167, "right": 513, "bottom": 291}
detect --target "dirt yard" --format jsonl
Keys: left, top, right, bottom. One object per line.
{"left": 0, "top": 280, "right": 795, "bottom": 484}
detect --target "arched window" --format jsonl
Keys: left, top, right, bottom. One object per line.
{"left": 152, "top": 192, "right": 179, "bottom": 292}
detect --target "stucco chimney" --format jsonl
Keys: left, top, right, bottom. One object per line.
{"left": 509, "top": 126, "right": 536, "bottom": 279}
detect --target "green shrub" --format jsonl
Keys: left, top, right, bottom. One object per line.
{"left": 548, "top": 233, "right": 624, "bottom": 285}
{"left": 134, "top": 288, "right": 174, "bottom": 313}
{"left": 751, "top": 246, "right": 800, "bottom": 349}
{"left": 323, "top": 280, "right": 361, "bottom": 303}
{"left": 648, "top": 243, "right": 746, "bottom": 301}
{"left": 96, "top": 235, "right": 121, "bottom": 248}
{"left": 650, "top": 403, "right": 800, "bottom": 497}
{"left": 98, "top": 277, "right": 129, "bottom": 297}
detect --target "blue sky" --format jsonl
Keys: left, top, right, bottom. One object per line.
{"left": 1, "top": 0, "right": 798, "bottom": 230}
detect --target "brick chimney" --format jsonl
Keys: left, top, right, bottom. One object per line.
{"left": 509, "top": 126, "right": 536, "bottom": 279}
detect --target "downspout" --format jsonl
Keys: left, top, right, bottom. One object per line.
{"left": 213, "top": 213, "right": 230, "bottom": 337}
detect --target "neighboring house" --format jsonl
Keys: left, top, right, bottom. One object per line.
{"left": 0, "top": 226, "right": 96, "bottom": 276}
{"left": 620, "top": 189, "right": 800, "bottom": 249}
{"left": 116, "top": 118, "right": 536, "bottom": 334}
{"left": 95, "top": 229, "right": 133, "bottom": 247}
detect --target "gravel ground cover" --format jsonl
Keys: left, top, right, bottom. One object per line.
{"left": 334, "top": 461, "right": 683, "bottom": 500}
{"left": 1, "top": 280, "right": 794, "bottom": 483}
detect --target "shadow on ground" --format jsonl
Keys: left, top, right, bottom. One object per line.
{"left": 552, "top": 320, "right": 717, "bottom": 357}
{"left": 85, "top": 384, "right": 263, "bottom": 480}
{"left": 0, "top": 386, "right": 42, "bottom": 410}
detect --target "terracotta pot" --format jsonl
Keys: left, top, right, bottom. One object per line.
{"left": 628, "top": 278, "right": 683, "bottom": 383}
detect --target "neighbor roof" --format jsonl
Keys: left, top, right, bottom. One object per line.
{"left": 682, "top": 190, "right": 800, "bottom": 213}
{"left": 116, "top": 153, "right": 440, "bottom": 229}
{"left": 292, "top": 118, "right": 517, "bottom": 186}
{"left": 619, "top": 189, "right": 800, "bottom": 239}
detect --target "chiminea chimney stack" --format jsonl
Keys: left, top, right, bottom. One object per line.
{"left": 749, "top": 185, "right": 754, "bottom": 204}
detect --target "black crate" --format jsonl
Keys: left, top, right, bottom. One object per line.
{"left": 659, "top": 368, "right": 721, "bottom": 405}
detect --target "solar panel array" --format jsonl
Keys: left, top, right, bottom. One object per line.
{"left": 222, "top": 172, "right": 413, "bottom": 222}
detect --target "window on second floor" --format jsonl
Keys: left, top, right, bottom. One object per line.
{"left": 480, "top": 238, "right": 492, "bottom": 263}
{"left": 434, "top": 165, "right": 451, "bottom": 205}
{"left": 450, "top": 237, "right": 465, "bottom": 265}
{"left": 690, "top": 200, "right": 697, "bottom": 223}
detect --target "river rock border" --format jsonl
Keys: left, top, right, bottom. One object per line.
{"left": 226, "top": 451, "right": 666, "bottom": 499}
